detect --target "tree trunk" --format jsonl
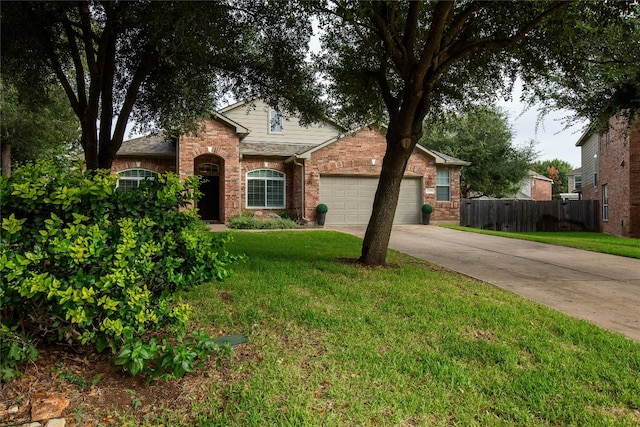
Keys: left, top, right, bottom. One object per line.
{"left": 359, "top": 134, "right": 415, "bottom": 265}
{"left": 1, "top": 143, "right": 11, "bottom": 177}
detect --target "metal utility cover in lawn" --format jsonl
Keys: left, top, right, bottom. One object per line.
{"left": 213, "top": 334, "right": 248, "bottom": 347}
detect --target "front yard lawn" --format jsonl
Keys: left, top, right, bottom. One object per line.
{"left": 6, "top": 230, "right": 638, "bottom": 426}
{"left": 181, "top": 231, "right": 639, "bottom": 426}
{"left": 443, "top": 226, "right": 640, "bottom": 259}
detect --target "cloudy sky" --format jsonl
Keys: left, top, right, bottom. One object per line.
{"left": 497, "top": 82, "right": 586, "bottom": 169}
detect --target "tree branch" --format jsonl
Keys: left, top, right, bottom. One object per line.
{"left": 416, "top": 1, "right": 454, "bottom": 77}
{"left": 370, "top": 3, "right": 407, "bottom": 75}
{"left": 434, "top": 2, "right": 570, "bottom": 81}
{"left": 62, "top": 19, "right": 87, "bottom": 113}
{"left": 109, "top": 49, "right": 160, "bottom": 162}
{"left": 402, "top": 1, "right": 421, "bottom": 65}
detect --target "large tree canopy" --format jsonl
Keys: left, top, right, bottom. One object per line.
{"left": 524, "top": 2, "right": 640, "bottom": 128}
{"left": 316, "top": 0, "right": 635, "bottom": 265}
{"left": 1, "top": 78, "right": 80, "bottom": 176}
{"left": 420, "top": 105, "right": 537, "bottom": 199}
{"left": 1, "top": 1, "right": 324, "bottom": 169}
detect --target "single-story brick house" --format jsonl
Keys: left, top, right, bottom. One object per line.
{"left": 113, "top": 99, "right": 470, "bottom": 225}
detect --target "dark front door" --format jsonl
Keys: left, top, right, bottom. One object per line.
{"left": 198, "top": 176, "right": 220, "bottom": 221}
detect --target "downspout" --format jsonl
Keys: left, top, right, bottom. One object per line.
{"left": 239, "top": 153, "right": 243, "bottom": 216}
{"left": 293, "top": 156, "right": 310, "bottom": 222}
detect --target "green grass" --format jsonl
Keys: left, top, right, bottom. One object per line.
{"left": 442, "top": 225, "right": 640, "bottom": 259}
{"left": 167, "top": 231, "right": 640, "bottom": 426}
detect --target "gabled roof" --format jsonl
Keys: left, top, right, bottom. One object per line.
{"left": 117, "top": 113, "right": 249, "bottom": 157}
{"left": 116, "top": 133, "right": 175, "bottom": 157}
{"left": 575, "top": 128, "right": 594, "bottom": 147}
{"left": 240, "top": 141, "right": 318, "bottom": 157}
{"left": 420, "top": 147, "right": 471, "bottom": 166}
{"left": 290, "top": 124, "right": 471, "bottom": 166}
{"left": 210, "top": 112, "right": 249, "bottom": 139}
{"left": 568, "top": 167, "right": 582, "bottom": 176}
{"left": 528, "top": 170, "right": 554, "bottom": 182}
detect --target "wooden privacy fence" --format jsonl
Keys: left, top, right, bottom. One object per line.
{"left": 459, "top": 199, "right": 600, "bottom": 232}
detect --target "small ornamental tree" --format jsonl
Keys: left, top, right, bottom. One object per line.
{"left": 0, "top": 162, "right": 241, "bottom": 380}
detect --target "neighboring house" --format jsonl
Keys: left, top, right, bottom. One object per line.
{"left": 470, "top": 170, "right": 552, "bottom": 201}
{"left": 113, "top": 99, "right": 470, "bottom": 225}
{"left": 560, "top": 167, "right": 582, "bottom": 200}
{"left": 567, "top": 167, "right": 582, "bottom": 193}
{"left": 519, "top": 170, "right": 553, "bottom": 201}
{"left": 575, "top": 116, "right": 640, "bottom": 238}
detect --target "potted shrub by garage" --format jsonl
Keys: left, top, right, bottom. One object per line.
{"left": 316, "top": 203, "right": 328, "bottom": 226}
{"left": 421, "top": 204, "right": 433, "bottom": 225}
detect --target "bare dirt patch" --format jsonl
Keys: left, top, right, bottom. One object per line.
{"left": 1, "top": 337, "right": 256, "bottom": 426}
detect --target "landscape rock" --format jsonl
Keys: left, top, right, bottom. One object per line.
{"left": 45, "top": 418, "right": 66, "bottom": 427}
{"left": 30, "top": 396, "right": 69, "bottom": 421}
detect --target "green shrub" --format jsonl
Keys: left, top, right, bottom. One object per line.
{"left": 275, "top": 210, "right": 295, "bottom": 220}
{"left": 0, "top": 325, "right": 38, "bottom": 382}
{"left": 421, "top": 204, "right": 433, "bottom": 214}
{"left": 0, "top": 161, "right": 240, "bottom": 379}
{"left": 316, "top": 203, "right": 328, "bottom": 214}
{"left": 228, "top": 213, "right": 298, "bottom": 229}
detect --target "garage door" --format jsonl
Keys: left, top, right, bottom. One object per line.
{"left": 319, "top": 176, "right": 422, "bottom": 225}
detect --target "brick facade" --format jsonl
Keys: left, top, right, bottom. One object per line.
{"left": 178, "top": 118, "right": 241, "bottom": 222}
{"left": 579, "top": 116, "right": 640, "bottom": 238}
{"left": 530, "top": 177, "right": 552, "bottom": 201}
{"left": 113, "top": 119, "right": 467, "bottom": 225}
{"left": 303, "top": 126, "right": 462, "bottom": 223}
{"left": 111, "top": 157, "right": 175, "bottom": 174}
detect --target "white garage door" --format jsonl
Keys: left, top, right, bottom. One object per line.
{"left": 319, "top": 176, "right": 422, "bottom": 225}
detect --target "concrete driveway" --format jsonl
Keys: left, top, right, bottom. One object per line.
{"left": 328, "top": 225, "right": 640, "bottom": 341}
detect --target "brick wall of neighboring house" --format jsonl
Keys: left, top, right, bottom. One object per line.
{"left": 597, "top": 116, "right": 640, "bottom": 237}
{"left": 111, "top": 157, "right": 175, "bottom": 174}
{"left": 629, "top": 121, "right": 640, "bottom": 238}
{"left": 305, "top": 126, "right": 462, "bottom": 223}
{"left": 531, "top": 177, "right": 552, "bottom": 201}
{"left": 178, "top": 117, "right": 241, "bottom": 222}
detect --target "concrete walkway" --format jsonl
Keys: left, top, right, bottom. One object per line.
{"left": 328, "top": 225, "right": 640, "bottom": 341}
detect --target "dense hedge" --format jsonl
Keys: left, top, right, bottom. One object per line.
{"left": 0, "top": 162, "right": 240, "bottom": 380}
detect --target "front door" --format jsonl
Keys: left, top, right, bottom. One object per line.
{"left": 194, "top": 155, "right": 223, "bottom": 222}
{"left": 198, "top": 176, "right": 220, "bottom": 221}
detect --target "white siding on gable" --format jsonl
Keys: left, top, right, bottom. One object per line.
{"left": 221, "top": 99, "right": 341, "bottom": 145}
{"left": 580, "top": 133, "right": 598, "bottom": 190}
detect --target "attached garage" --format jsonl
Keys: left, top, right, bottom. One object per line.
{"left": 319, "top": 175, "right": 422, "bottom": 225}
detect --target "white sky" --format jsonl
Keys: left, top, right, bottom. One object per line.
{"left": 497, "top": 81, "right": 586, "bottom": 169}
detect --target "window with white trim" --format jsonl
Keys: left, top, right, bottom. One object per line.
{"left": 116, "top": 169, "right": 158, "bottom": 192}
{"left": 269, "top": 110, "right": 283, "bottom": 133}
{"left": 602, "top": 184, "right": 609, "bottom": 221}
{"left": 436, "top": 169, "right": 450, "bottom": 201}
{"left": 246, "top": 169, "right": 285, "bottom": 208}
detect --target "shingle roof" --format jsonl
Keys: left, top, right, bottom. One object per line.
{"left": 116, "top": 133, "right": 175, "bottom": 157}
{"left": 239, "top": 141, "right": 319, "bottom": 157}
{"left": 424, "top": 149, "right": 471, "bottom": 166}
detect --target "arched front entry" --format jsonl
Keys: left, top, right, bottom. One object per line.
{"left": 194, "top": 154, "right": 224, "bottom": 222}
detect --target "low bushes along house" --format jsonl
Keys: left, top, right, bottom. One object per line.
{"left": 113, "top": 99, "right": 470, "bottom": 225}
